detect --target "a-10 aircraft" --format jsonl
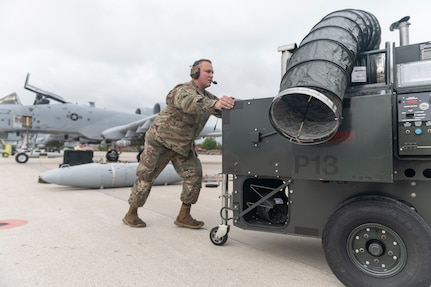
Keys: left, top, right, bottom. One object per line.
{"left": 0, "top": 74, "right": 221, "bottom": 163}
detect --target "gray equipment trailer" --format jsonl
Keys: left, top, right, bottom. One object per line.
{"left": 209, "top": 9, "right": 431, "bottom": 287}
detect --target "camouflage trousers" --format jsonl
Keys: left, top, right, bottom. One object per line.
{"left": 128, "top": 139, "right": 202, "bottom": 208}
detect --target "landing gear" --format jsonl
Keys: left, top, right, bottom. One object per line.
{"left": 15, "top": 152, "right": 29, "bottom": 164}
{"left": 322, "top": 196, "right": 431, "bottom": 287}
{"left": 106, "top": 149, "right": 119, "bottom": 162}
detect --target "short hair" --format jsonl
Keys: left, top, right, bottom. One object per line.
{"left": 190, "top": 59, "right": 212, "bottom": 79}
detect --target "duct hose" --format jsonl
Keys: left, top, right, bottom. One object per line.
{"left": 269, "top": 9, "right": 381, "bottom": 144}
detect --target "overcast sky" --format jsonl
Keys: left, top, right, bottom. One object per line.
{"left": 0, "top": 0, "right": 429, "bottom": 114}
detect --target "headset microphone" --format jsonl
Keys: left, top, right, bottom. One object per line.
{"left": 212, "top": 81, "right": 218, "bottom": 85}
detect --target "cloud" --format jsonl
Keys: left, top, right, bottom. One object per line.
{"left": 0, "top": 0, "right": 429, "bottom": 114}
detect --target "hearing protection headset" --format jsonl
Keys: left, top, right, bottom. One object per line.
{"left": 190, "top": 59, "right": 212, "bottom": 79}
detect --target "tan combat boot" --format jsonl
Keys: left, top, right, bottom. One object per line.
{"left": 174, "top": 203, "right": 204, "bottom": 229}
{"left": 122, "top": 206, "right": 146, "bottom": 227}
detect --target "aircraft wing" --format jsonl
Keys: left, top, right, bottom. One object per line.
{"left": 101, "top": 114, "right": 158, "bottom": 140}
{"left": 200, "top": 131, "right": 222, "bottom": 138}
{"left": 197, "top": 118, "right": 222, "bottom": 138}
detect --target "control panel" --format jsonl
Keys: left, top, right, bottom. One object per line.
{"left": 398, "top": 91, "right": 431, "bottom": 156}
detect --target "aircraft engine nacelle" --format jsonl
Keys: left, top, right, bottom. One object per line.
{"left": 152, "top": 102, "right": 166, "bottom": 114}
{"left": 135, "top": 102, "right": 166, "bottom": 115}
{"left": 135, "top": 107, "right": 152, "bottom": 115}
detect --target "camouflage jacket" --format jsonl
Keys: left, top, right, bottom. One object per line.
{"left": 146, "top": 81, "right": 221, "bottom": 156}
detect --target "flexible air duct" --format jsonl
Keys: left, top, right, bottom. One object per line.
{"left": 269, "top": 9, "right": 381, "bottom": 144}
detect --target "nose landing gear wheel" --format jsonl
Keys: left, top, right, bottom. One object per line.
{"left": 15, "top": 152, "right": 29, "bottom": 164}
{"left": 106, "top": 149, "right": 119, "bottom": 162}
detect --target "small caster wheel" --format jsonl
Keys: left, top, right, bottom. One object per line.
{"left": 210, "top": 226, "right": 228, "bottom": 246}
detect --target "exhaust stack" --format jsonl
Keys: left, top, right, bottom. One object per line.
{"left": 269, "top": 9, "right": 381, "bottom": 144}
{"left": 390, "top": 16, "right": 410, "bottom": 46}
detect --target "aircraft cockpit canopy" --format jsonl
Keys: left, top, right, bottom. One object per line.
{"left": 0, "top": 93, "right": 21, "bottom": 105}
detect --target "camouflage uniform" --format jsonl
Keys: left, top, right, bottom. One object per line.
{"left": 128, "top": 80, "right": 221, "bottom": 208}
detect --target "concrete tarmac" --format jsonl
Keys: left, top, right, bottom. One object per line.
{"left": 0, "top": 152, "right": 343, "bottom": 287}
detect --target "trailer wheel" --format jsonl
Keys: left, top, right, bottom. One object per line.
{"left": 15, "top": 152, "right": 29, "bottom": 164}
{"left": 2, "top": 152, "right": 9, "bottom": 157}
{"left": 209, "top": 226, "right": 228, "bottom": 246}
{"left": 322, "top": 196, "right": 431, "bottom": 287}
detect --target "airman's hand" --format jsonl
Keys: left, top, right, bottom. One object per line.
{"left": 215, "top": 96, "right": 235, "bottom": 110}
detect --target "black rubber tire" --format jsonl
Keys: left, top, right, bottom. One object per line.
{"left": 2, "top": 152, "right": 9, "bottom": 158}
{"left": 106, "top": 149, "right": 119, "bottom": 162}
{"left": 322, "top": 195, "right": 431, "bottom": 287}
{"left": 15, "top": 152, "right": 29, "bottom": 164}
{"left": 209, "top": 226, "right": 228, "bottom": 246}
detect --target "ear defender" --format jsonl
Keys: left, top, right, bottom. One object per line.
{"left": 190, "top": 60, "right": 200, "bottom": 79}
